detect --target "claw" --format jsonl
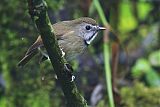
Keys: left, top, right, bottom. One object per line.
{"left": 64, "top": 64, "right": 70, "bottom": 71}
{"left": 64, "top": 64, "right": 75, "bottom": 82}
{"left": 60, "top": 48, "right": 65, "bottom": 57}
{"left": 71, "top": 75, "right": 75, "bottom": 82}
{"left": 65, "top": 63, "right": 73, "bottom": 71}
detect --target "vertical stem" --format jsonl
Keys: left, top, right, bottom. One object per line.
{"left": 93, "top": 0, "right": 108, "bottom": 25}
{"left": 104, "top": 43, "right": 114, "bottom": 107}
{"left": 93, "top": 0, "right": 115, "bottom": 107}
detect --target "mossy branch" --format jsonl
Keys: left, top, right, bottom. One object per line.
{"left": 27, "top": 0, "right": 88, "bottom": 107}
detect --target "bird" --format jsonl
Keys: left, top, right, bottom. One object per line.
{"left": 18, "top": 17, "right": 106, "bottom": 67}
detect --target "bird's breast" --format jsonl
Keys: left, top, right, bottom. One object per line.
{"left": 58, "top": 35, "right": 87, "bottom": 61}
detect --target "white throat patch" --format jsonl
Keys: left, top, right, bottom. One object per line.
{"left": 86, "top": 32, "right": 98, "bottom": 44}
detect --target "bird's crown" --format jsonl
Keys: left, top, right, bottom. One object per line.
{"left": 71, "top": 17, "right": 97, "bottom": 25}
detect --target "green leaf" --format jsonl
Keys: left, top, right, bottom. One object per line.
{"left": 118, "top": 2, "right": 137, "bottom": 32}
{"left": 132, "top": 58, "right": 151, "bottom": 78}
{"left": 145, "top": 70, "right": 160, "bottom": 87}
{"left": 138, "top": 2, "right": 153, "bottom": 20}
{"left": 149, "top": 50, "right": 160, "bottom": 67}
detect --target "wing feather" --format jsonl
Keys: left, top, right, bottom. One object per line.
{"left": 18, "top": 22, "right": 72, "bottom": 66}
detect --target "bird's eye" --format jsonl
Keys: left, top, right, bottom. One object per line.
{"left": 85, "top": 25, "right": 91, "bottom": 30}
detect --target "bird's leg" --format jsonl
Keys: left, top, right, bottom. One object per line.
{"left": 38, "top": 47, "right": 75, "bottom": 81}
{"left": 38, "top": 47, "right": 50, "bottom": 60}
{"left": 39, "top": 55, "right": 48, "bottom": 64}
{"left": 60, "top": 48, "right": 75, "bottom": 82}
{"left": 64, "top": 63, "right": 75, "bottom": 82}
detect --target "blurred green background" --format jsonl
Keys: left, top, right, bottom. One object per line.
{"left": 0, "top": 0, "right": 159, "bottom": 107}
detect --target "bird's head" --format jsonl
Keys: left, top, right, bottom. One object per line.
{"left": 67, "top": 17, "right": 106, "bottom": 45}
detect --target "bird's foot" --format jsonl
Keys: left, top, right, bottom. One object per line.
{"left": 60, "top": 48, "right": 65, "bottom": 57}
{"left": 64, "top": 63, "right": 75, "bottom": 82}
{"left": 38, "top": 47, "right": 50, "bottom": 60}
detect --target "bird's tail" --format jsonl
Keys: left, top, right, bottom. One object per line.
{"left": 18, "top": 36, "right": 43, "bottom": 67}
{"left": 17, "top": 49, "right": 38, "bottom": 67}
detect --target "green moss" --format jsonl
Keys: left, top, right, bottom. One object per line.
{"left": 120, "top": 82, "right": 160, "bottom": 107}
